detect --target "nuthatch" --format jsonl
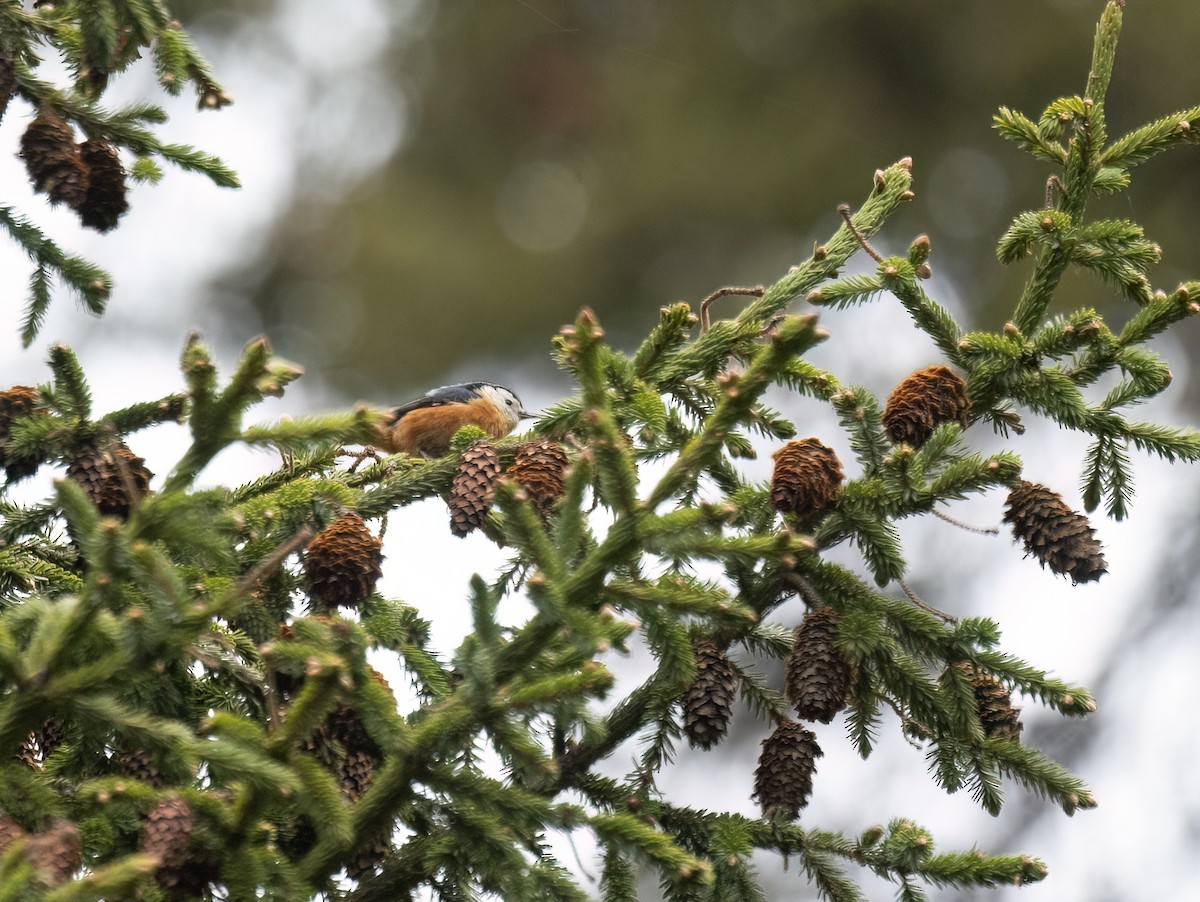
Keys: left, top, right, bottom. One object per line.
{"left": 373, "top": 382, "right": 536, "bottom": 458}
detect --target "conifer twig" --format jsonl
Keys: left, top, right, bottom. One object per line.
{"left": 932, "top": 509, "right": 1000, "bottom": 536}
{"left": 839, "top": 203, "right": 884, "bottom": 262}
{"left": 699, "top": 285, "right": 765, "bottom": 331}
{"left": 781, "top": 570, "right": 826, "bottom": 610}
{"left": 234, "top": 525, "right": 314, "bottom": 598}
{"left": 898, "top": 579, "right": 957, "bottom": 624}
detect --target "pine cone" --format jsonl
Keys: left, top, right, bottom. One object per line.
{"left": 1003, "top": 481, "right": 1106, "bottom": 584}
{"left": 339, "top": 748, "right": 377, "bottom": 802}
{"left": 507, "top": 439, "right": 569, "bottom": 519}
{"left": 143, "top": 797, "right": 215, "bottom": 900}
{"left": 120, "top": 747, "right": 165, "bottom": 788}
{"left": 883, "top": 365, "right": 971, "bottom": 446}
{"left": 0, "top": 385, "right": 42, "bottom": 482}
{"left": 303, "top": 512, "right": 384, "bottom": 611}
{"left": 24, "top": 819, "right": 80, "bottom": 887}
{"left": 141, "top": 801, "right": 193, "bottom": 868}
{"left": 15, "top": 732, "right": 39, "bottom": 769}
{"left": 17, "top": 718, "right": 64, "bottom": 767}
{"left": 0, "top": 813, "right": 24, "bottom": 853}
{"left": 20, "top": 110, "right": 88, "bottom": 208}
{"left": 770, "top": 438, "right": 843, "bottom": 518}
{"left": 0, "top": 384, "right": 39, "bottom": 442}
{"left": 785, "top": 607, "right": 853, "bottom": 724}
{"left": 77, "top": 139, "right": 129, "bottom": 232}
{"left": 346, "top": 830, "right": 390, "bottom": 880}
{"left": 753, "top": 720, "right": 823, "bottom": 820}
{"left": 0, "top": 54, "right": 16, "bottom": 125}
{"left": 449, "top": 439, "right": 501, "bottom": 536}
{"left": 38, "top": 718, "right": 64, "bottom": 760}
{"left": 325, "top": 705, "right": 381, "bottom": 801}
{"left": 368, "top": 665, "right": 396, "bottom": 702}
{"left": 682, "top": 638, "right": 737, "bottom": 750}
{"left": 66, "top": 440, "right": 153, "bottom": 518}
{"left": 957, "top": 662, "right": 1023, "bottom": 742}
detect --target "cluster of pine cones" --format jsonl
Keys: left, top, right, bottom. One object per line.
{"left": 2, "top": 385, "right": 153, "bottom": 514}
{"left": 680, "top": 607, "right": 856, "bottom": 822}
{"left": 301, "top": 437, "right": 570, "bottom": 615}
{"left": 16, "top": 106, "right": 130, "bottom": 232}
{"left": 679, "top": 362, "right": 1106, "bottom": 821}
{"left": 448, "top": 437, "right": 569, "bottom": 535}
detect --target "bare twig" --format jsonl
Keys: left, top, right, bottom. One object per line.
{"left": 699, "top": 285, "right": 765, "bottom": 331}
{"left": 1044, "top": 174, "right": 1065, "bottom": 209}
{"left": 343, "top": 447, "right": 381, "bottom": 475}
{"left": 235, "top": 525, "right": 314, "bottom": 598}
{"left": 933, "top": 508, "right": 1000, "bottom": 536}
{"left": 838, "top": 203, "right": 883, "bottom": 262}
{"left": 782, "top": 570, "right": 826, "bottom": 609}
{"left": 898, "top": 578, "right": 957, "bottom": 624}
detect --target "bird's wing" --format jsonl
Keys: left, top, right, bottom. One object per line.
{"left": 386, "top": 383, "right": 480, "bottom": 424}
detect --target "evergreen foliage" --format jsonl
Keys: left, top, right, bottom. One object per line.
{"left": 0, "top": 0, "right": 237, "bottom": 346}
{"left": 1, "top": 1, "right": 1199, "bottom": 898}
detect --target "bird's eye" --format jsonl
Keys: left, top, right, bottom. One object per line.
{"left": 506, "top": 399, "right": 513, "bottom": 406}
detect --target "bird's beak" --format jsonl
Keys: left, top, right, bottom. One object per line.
{"left": 519, "top": 407, "right": 538, "bottom": 421}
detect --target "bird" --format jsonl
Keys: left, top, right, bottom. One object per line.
{"left": 373, "top": 382, "right": 536, "bottom": 458}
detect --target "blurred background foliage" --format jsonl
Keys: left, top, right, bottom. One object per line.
{"left": 169, "top": 0, "right": 1200, "bottom": 405}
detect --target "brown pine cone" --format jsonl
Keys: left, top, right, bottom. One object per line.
{"left": 0, "top": 385, "right": 42, "bottom": 482}
{"left": 160, "top": 850, "right": 220, "bottom": 902}
{"left": 957, "top": 662, "right": 1023, "bottom": 742}
{"left": 785, "top": 607, "right": 853, "bottom": 724}
{"left": 20, "top": 110, "right": 88, "bottom": 208}
{"left": 143, "top": 797, "right": 195, "bottom": 898}
{"left": 770, "top": 438, "right": 844, "bottom": 519}
{"left": 346, "top": 830, "right": 390, "bottom": 880}
{"left": 0, "top": 385, "right": 39, "bottom": 441}
{"left": 77, "top": 138, "right": 130, "bottom": 232}
{"left": 66, "top": 440, "right": 153, "bottom": 518}
{"left": 507, "top": 439, "right": 569, "bottom": 519}
{"left": 0, "top": 813, "right": 24, "bottom": 853}
{"left": 15, "top": 732, "right": 39, "bottom": 769}
{"left": 682, "top": 638, "right": 737, "bottom": 750}
{"left": 1003, "top": 481, "right": 1106, "bottom": 584}
{"left": 38, "top": 718, "right": 64, "bottom": 760}
{"left": 367, "top": 665, "right": 396, "bottom": 702}
{"left": 120, "top": 747, "right": 165, "bottom": 788}
{"left": 24, "top": 819, "right": 80, "bottom": 887}
{"left": 0, "top": 54, "right": 16, "bottom": 125}
{"left": 142, "top": 797, "right": 193, "bottom": 864}
{"left": 753, "top": 720, "right": 823, "bottom": 821}
{"left": 449, "top": 439, "right": 501, "bottom": 536}
{"left": 883, "top": 365, "right": 971, "bottom": 447}
{"left": 324, "top": 705, "right": 381, "bottom": 802}
{"left": 142, "top": 797, "right": 215, "bottom": 900}
{"left": 303, "top": 512, "right": 384, "bottom": 611}
{"left": 16, "top": 718, "right": 64, "bottom": 767}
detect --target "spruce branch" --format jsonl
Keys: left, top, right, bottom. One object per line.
{"left": 1102, "top": 104, "right": 1200, "bottom": 168}
{"left": 0, "top": 207, "right": 112, "bottom": 347}
{"left": 992, "top": 106, "right": 1067, "bottom": 164}
{"left": 881, "top": 271, "right": 964, "bottom": 363}
{"left": 648, "top": 313, "right": 826, "bottom": 508}
{"left": 2, "top": 5, "right": 235, "bottom": 344}
{"left": 743, "top": 157, "right": 915, "bottom": 325}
